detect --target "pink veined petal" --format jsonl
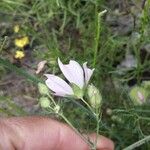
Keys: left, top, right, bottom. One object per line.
{"left": 83, "top": 62, "right": 94, "bottom": 85}
{"left": 45, "top": 74, "right": 74, "bottom": 97}
{"left": 58, "top": 58, "right": 84, "bottom": 89}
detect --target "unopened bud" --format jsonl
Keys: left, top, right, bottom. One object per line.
{"left": 54, "top": 105, "right": 60, "bottom": 114}
{"left": 39, "top": 97, "right": 50, "bottom": 108}
{"left": 111, "top": 115, "right": 123, "bottom": 124}
{"left": 129, "top": 86, "right": 148, "bottom": 105}
{"left": 106, "top": 108, "right": 113, "bottom": 116}
{"left": 87, "top": 84, "right": 102, "bottom": 109}
{"left": 38, "top": 83, "right": 49, "bottom": 95}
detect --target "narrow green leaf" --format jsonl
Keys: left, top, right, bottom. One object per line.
{"left": 0, "top": 58, "right": 43, "bottom": 84}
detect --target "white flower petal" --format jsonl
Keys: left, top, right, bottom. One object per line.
{"left": 54, "top": 92, "right": 66, "bottom": 97}
{"left": 45, "top": 74, "right": 74, "bottom": 97}
{"left": 83, "top": 62, "right": 94, "bottom": 85}
{"left": 58, "top": 58, "right": 84, "bottom": 89}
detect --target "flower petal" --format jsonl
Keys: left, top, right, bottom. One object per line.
{"left": 58, "top": 58, "right": 84, "bottom": 89}
{"left": 45, "top": 74, "right": 74, "bottom": 97}
{"left": 83, "top": 62, "right": 94, "bottom": 85}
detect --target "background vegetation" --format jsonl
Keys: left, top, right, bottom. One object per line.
{"left": 0, "top": 0, "right": 150, "bottom": 149}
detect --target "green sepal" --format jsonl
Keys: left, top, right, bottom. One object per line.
{"left": 71, "top": 83, "right": 84, "bottom": 99}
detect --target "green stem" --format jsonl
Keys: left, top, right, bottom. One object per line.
{"left": 80, "top": 98, "right": 101, "bottom": 150}
{"left": 47, "top": 94, "right": 57, "bottom": 106}
{"left": 81, "top": 98, "right": 95, "bottom": 115}
{"left": 60, "top": 113, "right": 94, "bottom": 148}
{"left": 93, "top": 9, "right": 107, "bottom": 67}
{"left": 93, "top": 105, "right": 101, "bottom": 150}
{"left": 123, "top": 135, "right": 150, "bottom": 150}
{"left": 93, "top": 114, "right": 100, "bottom": 150}
{"left": 93, "top": 5, "right": 100, "bottom": 67}
{"left": 60, "top": 10, "right": 67, "bottom": 34}
{"left": 0, "top": 36, "right": 7, "bottom": 52}
{"left": 47, "top": 96, "right": 94, "bottom": 148}
{"left": 56, "top": 0, "right": 60, "bottom": 6}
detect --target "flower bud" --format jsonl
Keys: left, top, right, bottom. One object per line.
{"left": 111, "top": 115, "right": 123, "bottom": 124}
{"left": 54, "top": 105, "right": 60, "bottom": 114}
{"left": 39, "top": 97, "right": 50, "bottom": 108}
{"left": 87, "top": 84, "right": 102, "bottom": 109}
{"left": 106, "top": 108, "right": 113, "bottom": 116}
{"left": 129, "top": 86, "right": 149, "bottom": 105}
{"left": 38, "top": 83, "right": 49, "bottom": 95}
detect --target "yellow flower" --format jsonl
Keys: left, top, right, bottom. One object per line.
{"left": 15, "top": 36, "right": 29, "bottom": 48}
{"left": 15, "top": 50, "right": 25, "bottom": 59}
{"left": 14, "top": 25, "right": 20, "bottom": 33}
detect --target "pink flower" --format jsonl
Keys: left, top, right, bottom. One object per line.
{"left": 45, "top": 58, "right": 94, "bottom": 97}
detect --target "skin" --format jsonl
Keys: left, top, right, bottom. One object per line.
{"left": 0, "top": 116, "right": 114, "bottom": 150}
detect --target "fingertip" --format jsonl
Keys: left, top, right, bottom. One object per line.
{"left": 89, "top": 134, "right": 114, "bottom": 150}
